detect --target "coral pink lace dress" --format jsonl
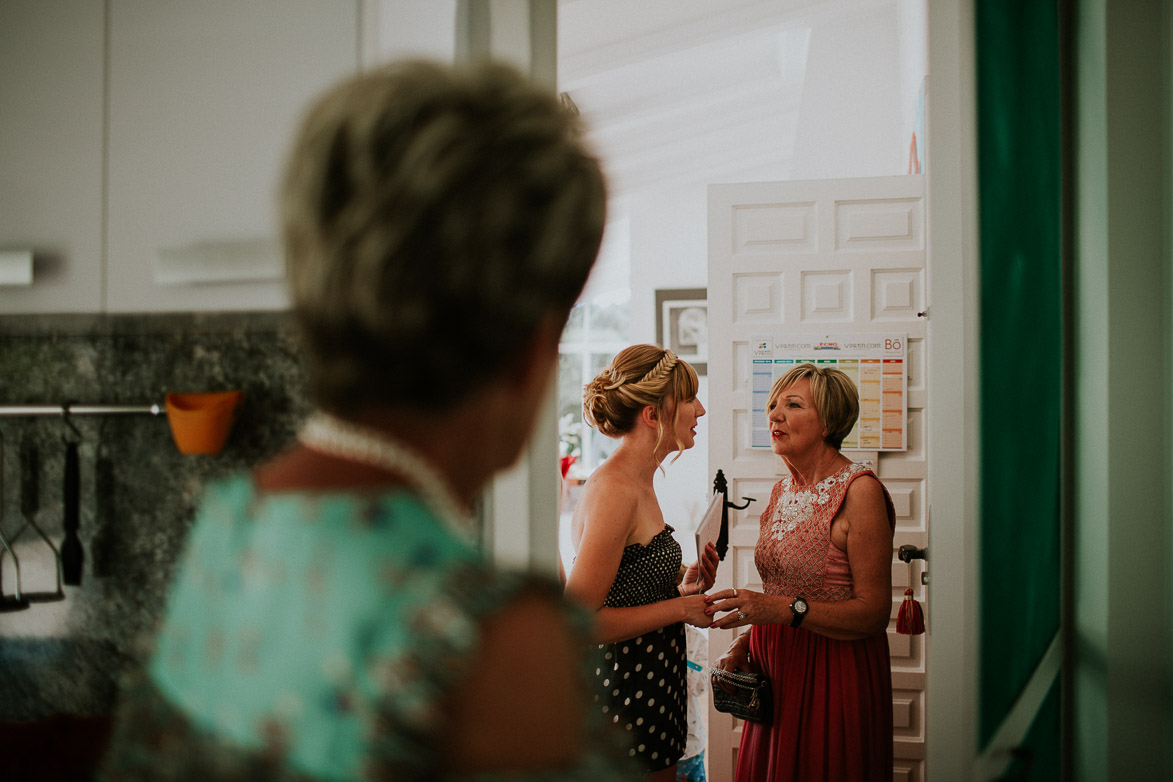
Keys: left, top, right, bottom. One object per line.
{"left": 734, "top": 462, "right": 895, "bottom": 782}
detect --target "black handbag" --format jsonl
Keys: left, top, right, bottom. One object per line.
{"left": 710, "top": 667, "right": 773, "bottom": 724}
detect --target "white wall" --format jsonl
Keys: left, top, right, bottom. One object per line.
{"left": 1075, "top": 1, "right": 1173, "bottom": 777}
{"left": 789, "top": 5, "right": 907, "bottom": 180}
{"left": 362, "top": 0, "right": 457, "bottom": 66}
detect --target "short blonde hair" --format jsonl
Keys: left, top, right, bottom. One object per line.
{"left": 281, "top": 59, "right": 606, "bottom": 413}
{"left": 583, "top": 345, "right": 699, "bottom": 459}
{"left": 770, "top": 363, "right": 859, "bottom": 449}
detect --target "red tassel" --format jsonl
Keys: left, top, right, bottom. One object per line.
{"left": 896, "top": 588, "right": 925, "bottom": 635}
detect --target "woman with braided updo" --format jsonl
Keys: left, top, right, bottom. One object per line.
{"left": 565, "top": 344, "right": 721, "bottom": 781}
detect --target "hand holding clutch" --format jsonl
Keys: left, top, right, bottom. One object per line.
{"left": 710, "top": 667, "right": 772, "bottom": 724}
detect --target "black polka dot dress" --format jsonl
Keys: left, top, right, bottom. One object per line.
{"left": 591, "top": 525, "right": 687, "bottom": 771}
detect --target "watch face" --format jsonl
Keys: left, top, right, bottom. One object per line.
{"left": 794, "top": 598, "right": 808, "bottom": 613}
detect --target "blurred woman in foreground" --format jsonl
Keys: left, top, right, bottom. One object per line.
{"left": 101, "top": 59, "right": 641, "bottom": 781}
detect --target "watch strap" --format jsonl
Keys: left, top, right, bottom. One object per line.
{"left": 789, "top": 597, "right": 808, "bottom": 628}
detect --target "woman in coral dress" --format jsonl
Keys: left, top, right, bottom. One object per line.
{"left": 708, "top": 363, "right": 895, "bottom": 781}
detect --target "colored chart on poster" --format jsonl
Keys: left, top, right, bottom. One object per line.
{"left": 749, "top": 334, "right": 907, "bottom": 452}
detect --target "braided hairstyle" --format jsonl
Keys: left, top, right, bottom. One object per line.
{"left": 583, "top": 344, "right": 699, "bottom": 460}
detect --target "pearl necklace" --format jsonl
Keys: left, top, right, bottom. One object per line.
{"left": 297, "top": 411, "right": 474, "bottom": 539}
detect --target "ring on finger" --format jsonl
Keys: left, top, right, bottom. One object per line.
{"left": 737, "top": 610, "right": 747, "bottom": 621}
{"left": 732, "top": 588, "right": 738, "bottom": 598}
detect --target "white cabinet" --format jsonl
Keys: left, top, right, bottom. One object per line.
{"left": 105, "top": 0, "right": 358, "bottom": 312}
{"left": 0, "top": 1, "right": 359, "bottom": 314}
{"left": 0, "top": 1, "right": 105, "bottom": 314}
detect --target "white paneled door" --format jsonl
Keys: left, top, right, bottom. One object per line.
{"left": 706, "top": 176, "right": 928, "bottom": 781}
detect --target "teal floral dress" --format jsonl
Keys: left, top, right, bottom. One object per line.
{"left": 100, "top": 476, "right": 639, "bottom": 781}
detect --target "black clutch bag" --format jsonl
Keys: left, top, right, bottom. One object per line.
{"left": 710, "top": 667, "right": 773, "bottom": 724}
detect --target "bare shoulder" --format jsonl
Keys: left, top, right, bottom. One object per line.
{"left": 841, "top": 472, "right": 893, "bottom": 535}
{"left": 844, "top": 471, "right": 886, "bottom": 506}
{"left": 575, "top": 465, "right": 641, "bottom": 526}
{"left": 581, "top": 462, "right": 641, "bottom": 504}
{"left": 446, "top": 588, "right": 586, "bottom": 774}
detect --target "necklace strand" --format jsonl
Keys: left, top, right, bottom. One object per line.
{"left": 297, "top": 412, "right": 473, "bottom": 538}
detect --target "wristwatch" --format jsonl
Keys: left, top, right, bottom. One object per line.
{"left": 789, "top": 597, "right": 809, "bottom": 628}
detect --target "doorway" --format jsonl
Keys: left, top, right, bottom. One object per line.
{"left": 555, "top": 0, "right": 928, "bottom": 564}
{"left": 556, "top": 1, "right": 930, "bottom": 778}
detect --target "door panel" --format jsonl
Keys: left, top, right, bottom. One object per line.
{"left": 707, "top": 175, "right": 927, "bottom": 781}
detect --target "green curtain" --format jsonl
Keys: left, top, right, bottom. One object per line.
{"left": 976, "top": 0, "right": 1063, "bottom": 752}
{"left": 1003, "top": 678, "right": 1063, "bottom": 781}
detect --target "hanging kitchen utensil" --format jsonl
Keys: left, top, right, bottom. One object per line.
{"left": 60, "top": 410, "right": 84, "bottom": 586}
{"left": 7, "top": 439, "right": 66, "bottom": 602}
{"left": 0, "top": 535, "right": 30, "bottom": 612}
{"left": 0, "top": 433, "right": 31, "bottom": 612}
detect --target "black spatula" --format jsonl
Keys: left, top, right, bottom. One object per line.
{"left": 61, "top": 441, "right": 83, "bottom": 586}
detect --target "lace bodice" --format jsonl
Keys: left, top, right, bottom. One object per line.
{"left": 754, "top": 462, "right": 871, "bottom": 602}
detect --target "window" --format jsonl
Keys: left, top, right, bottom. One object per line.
{"left": 558, "top": 292, "right": 629, "bottom": 480}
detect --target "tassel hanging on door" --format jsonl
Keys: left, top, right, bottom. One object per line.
{"left": 896, "top": 588, "right": 925, "bottom": 635}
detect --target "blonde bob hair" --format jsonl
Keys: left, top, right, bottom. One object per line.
{"left": 583, "top": 345, "right": 699, "bottom": 459}
{"left": 770, "top": 363, "right": 859, "bottom": 450}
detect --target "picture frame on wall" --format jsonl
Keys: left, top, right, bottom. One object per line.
{"left": 655, "top": 288, "right": 707, "bottom": 376}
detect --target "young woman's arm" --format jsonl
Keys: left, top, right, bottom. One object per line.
{"left": 565, "top": 479, "right": 710, "bottom": 643}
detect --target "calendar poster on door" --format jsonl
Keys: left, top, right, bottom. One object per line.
{"left": 749, "top": 333, "right": 908, "bottom": 452}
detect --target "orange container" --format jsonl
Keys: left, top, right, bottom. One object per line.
{"left": 165, "top": 391, "right": 243, "bottom": 454}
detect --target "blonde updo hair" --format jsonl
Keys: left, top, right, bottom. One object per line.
{"left": 584, "top": 344, "right": 699, "bottom": 457}
{"left": 281, "top": 59, "right": 606, "bottom": 413}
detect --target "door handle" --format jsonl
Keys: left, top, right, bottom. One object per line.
{"left": 897, "top": 545, "right": 929, "bottom": 586}
{"left": 711, "top": 469, "right": 757, "bottom": 560}
{"left": 897, "top": 544, "right": 927, "bottom": 563}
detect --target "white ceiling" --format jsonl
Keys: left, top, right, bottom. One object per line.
{"left": 554, "top": 0, "right": 924, "bottom": 305}
{"left": 557, "top": 0, "right": 905, "bottom": 200}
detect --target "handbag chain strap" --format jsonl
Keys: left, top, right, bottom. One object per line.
{"left": 712, "top": 668, "right": 762, "bottom": 686}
